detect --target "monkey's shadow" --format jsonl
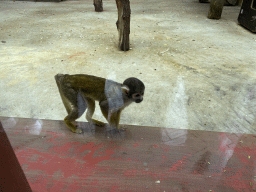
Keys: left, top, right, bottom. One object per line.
{"left": 75, "top": 122, "right": 132, "bottom": 141}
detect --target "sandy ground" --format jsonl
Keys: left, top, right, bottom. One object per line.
{"left": 0, "top": 0, "right": 256, "bottom": 134}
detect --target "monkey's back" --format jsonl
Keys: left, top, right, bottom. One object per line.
{"left": 61, "top": 74, "right": 107, "bottom": 101}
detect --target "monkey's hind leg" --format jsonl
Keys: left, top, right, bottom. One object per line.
{"left": 64, "top": 112, "right": 83, "bottom": 133}
{"left": 85, "top": 98, "right": 106, "bottom": 127}
{"left": 55, "top": 75, "right": 86, "bottom": 133}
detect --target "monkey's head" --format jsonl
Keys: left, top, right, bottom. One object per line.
{"left": 123, "top": 77, "right": 145, "bottom": 103}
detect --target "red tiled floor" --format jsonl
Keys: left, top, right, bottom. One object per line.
{"left": 1, "top": 116, "right": 256, "bottom": 192}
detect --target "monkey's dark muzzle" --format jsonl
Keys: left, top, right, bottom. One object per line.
{"left": 135, "top": 98, "right": 143, "bottom": 103}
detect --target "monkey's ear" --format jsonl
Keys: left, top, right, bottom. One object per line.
{"left": 121, "top": 85, "right": 129, "bottom": 95}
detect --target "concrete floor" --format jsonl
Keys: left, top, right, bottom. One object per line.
{"left": 0, "top": 0, "right": 256, "bottom": 134}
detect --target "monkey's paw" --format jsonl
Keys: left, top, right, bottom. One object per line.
{"left": 95, "top": 122, "right": 106, "bottom": 127}
{"left": 92, "top": 119, "right": 106, "bottom": 127}
{"left": 75, "top": 128, "right": 83, "bottom": 134}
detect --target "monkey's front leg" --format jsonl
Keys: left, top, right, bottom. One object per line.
{"left": 100, "top": 101, "right": 121, "bottom": 130}
{"left": 109, "top": 110, "right": 121, "bottom": 130}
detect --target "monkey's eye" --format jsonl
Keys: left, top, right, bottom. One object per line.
{"left": 135, "top": 94, "right": 140, "bottom": 97}
{"left": 125, "top": 91, "right": 129, "bottom": 95}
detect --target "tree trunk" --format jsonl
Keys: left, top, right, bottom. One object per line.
{"left": 116, "top": 0, "right": 131, "bottom": 51}
{"left": 208, "top": 0, "right": 225, "bottom": 19}
{"left": 94, "top": 0, "right": 103, "bottom": 12}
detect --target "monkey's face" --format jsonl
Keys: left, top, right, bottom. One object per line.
{"left": 132, "top": 92, "right": 144, "bottom": 103}
{"left": 123, "top": 77, "right": 145, "bottom": 104}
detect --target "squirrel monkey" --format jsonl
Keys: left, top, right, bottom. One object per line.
{"left": 55, "top": 74, "right": 145, "bottom": 133}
